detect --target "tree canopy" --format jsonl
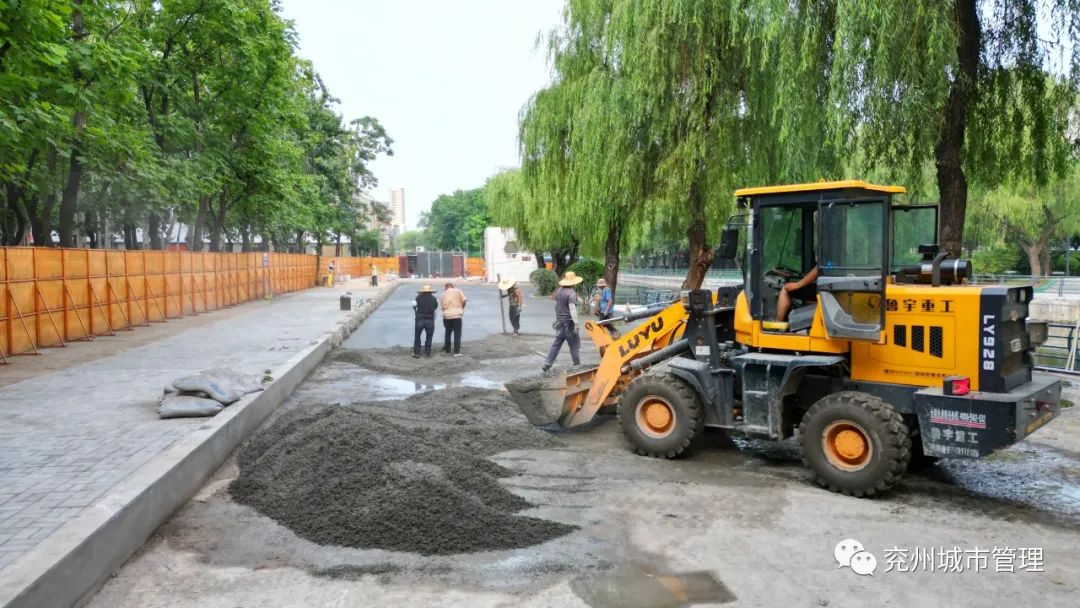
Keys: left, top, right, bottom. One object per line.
{"left": 417, "top": 187, "right": 490, "bottom": 256}
{"left": 501, "top": 0, "right": 1080, "bottom": 289}
{"left": 0, "top": 0, "right": 392, "bottom": 251}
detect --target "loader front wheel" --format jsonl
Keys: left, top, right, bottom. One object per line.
{"left": 618, "top": 373, "right": 704, "bottom": 459}
{"left": 799, "top": 391, "right": 910, "bottom": 497}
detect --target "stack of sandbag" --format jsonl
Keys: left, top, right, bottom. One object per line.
{"left": 158, "top": 368, "right": 266, "bottom": 419}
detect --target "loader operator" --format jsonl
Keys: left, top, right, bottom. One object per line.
{"left": 775, "top": 265, "right": 819, "bottom": 323}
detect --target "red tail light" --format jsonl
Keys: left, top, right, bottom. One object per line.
{"left": 943, "top": 376, "right": 970, "bottom": 396}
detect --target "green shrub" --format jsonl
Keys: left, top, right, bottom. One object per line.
{"left": 971, "top": 243, "right": 1022, "bottom": 276}
{"left": 529, "top": 268, "right": 558, "bottom": 296}
{"left": 568, "top": 259, "right": 605, "bottom": 288}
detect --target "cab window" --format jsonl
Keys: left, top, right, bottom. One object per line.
{"left": 761, "top": 206, "right": 805, "bottom": 274}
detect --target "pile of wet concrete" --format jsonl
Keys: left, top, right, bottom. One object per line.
{"left": 330, "top": 332, "right": 555, "bottom": 377}
{"left": 231, "top": 386, "right": 576, "bottom": 555}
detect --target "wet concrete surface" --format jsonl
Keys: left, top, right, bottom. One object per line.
{"left": 344, "top": 283, "right": 562, "bottom": 350}
{"left": 89, "top": 287, "right": 1080, "bottom": 607}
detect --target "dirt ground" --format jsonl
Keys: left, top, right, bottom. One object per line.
{"left": 88, "top": 287, "right": 1080, "bottom": 608}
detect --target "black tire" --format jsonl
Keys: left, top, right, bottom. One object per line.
{"left": 618, "top": 373, "right": 705, "bottom": 458}
{"left": 799, "top": 391, "right": 911, "bottom": 497}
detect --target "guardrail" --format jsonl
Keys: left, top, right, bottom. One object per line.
{"left": 1034, "top": 321, "right": 1080, "bottom": 375}
{"left": 623, "top": 270, "right": 1080, "bottom": 295}
{"left": 969, "top": 275, "right": 1080, "bottom": 296}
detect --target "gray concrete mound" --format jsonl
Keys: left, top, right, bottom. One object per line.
{"left": 230, "top": 386, "right": 576, "bottom": 555}
{"left": 330, "top": 333, "right": 555, "bottom": 377}
{"left": 331, "top": 347, "right": 480, "bottom": 376}
{"left": 505, "top": 369, "right": 571, "bottom": 426}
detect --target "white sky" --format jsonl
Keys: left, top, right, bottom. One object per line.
{"left": 280, "top": 0, "right": 564, "bottom": 231}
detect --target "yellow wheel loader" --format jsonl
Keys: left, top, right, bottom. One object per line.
{"left": 519, "top": 180, "right": 1062, "bottom": 496}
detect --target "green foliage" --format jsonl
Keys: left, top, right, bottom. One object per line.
{"left": 971, "top": 243, "right": 1023, "bottom": 275}
{"left": 568, "top": 259, "right": 604, "bottom": 290}
{"left": 418, "top": 188, "right": 490, "bottom": 255}
{"left": 0, "top": 0, "right": 392, "bottom": 249}
{"left": 350, "top": 229, "right": 382, "bottom": 256}
{"left": 395, "top": 230, "right": 428, "bottom": 252}
{"left": 968, "top": 165, "right": 1080, "bottom": 275}
{"left": 508, "top": 0, "right": 1080, "bottom": 273}
{"left": 529, "top": 268, "right": 558, "bottom": 296}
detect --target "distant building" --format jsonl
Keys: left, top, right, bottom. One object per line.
{"left": 388, "top": 187, "right": 406, "bottom": 233}
{"left": 355, "top": 191, "right": 393, "bottom": 252}
{"left": 483, "top": 227, "right": 537, "bottom": 284}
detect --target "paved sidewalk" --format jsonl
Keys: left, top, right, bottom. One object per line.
{"left": 0, "top": 279, "right": 388, "bottom": 573}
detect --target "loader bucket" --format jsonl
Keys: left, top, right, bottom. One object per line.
{"left": 506, "top": 367, "right": 598, "bottom": 426}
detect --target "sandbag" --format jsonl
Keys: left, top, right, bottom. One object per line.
{"left": 172, "top": 373, "right": 242, "bottom": 405}
{"left": 158, "top": 394, "right": 223, "bottom": 419}
{"left": 203, "top": 368, "right": 265, "bottom": 395}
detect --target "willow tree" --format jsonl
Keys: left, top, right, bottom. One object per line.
{"left": 970, "top": 164, "right": 1080, "bottom": 276}
{"left": 518, "top": 14, "right": 657, "bottom": 294}
{"left": 519, "top": 0, "right": 836, "bottom": 290}
{"left": 750, "top": 0, "right": 1080, "bottom": 257}
{"left": 484, "top": 168, "right": 582, "bottom": 275}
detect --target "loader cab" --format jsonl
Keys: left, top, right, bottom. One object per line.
{"left": 726, "top": 180, "right": 907, "bottom": 350}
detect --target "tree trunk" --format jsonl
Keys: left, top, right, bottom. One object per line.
{"left": 334, "top": 232, "right": 342, "bottom": 256}
{"left": 935, "top": 0, "right": 980, "bottom": 258}
{"left": 85, "top": 208, "right": 98, "bottom": 249}
{"left": 603, "top": 219, "right": 622, "bottom": 299}
{"left": 535, "top": 252, "right": 546, "bottom": 269}
{"left": 148, "top": 213, "right": 162, "bottom": 250}
{"left": 59, "top": 4, "right": 86, "bottom": 248}
{"left": 207, "top": 193, "right": 228, "bottom": 252}
{"left": 1022, "top": 244, "right": 1041, "bottom": 277}
{"left": 190, "top": 194, "right": 209, "bottom": 251}
{"left": 34, "top": 145, "right": 58, "bottom": 245}
{"left": 123, "top": 223, "right": 136, "bottom": 250}
{"left": 682, "top": 182, "right": 714, "bottom": 290}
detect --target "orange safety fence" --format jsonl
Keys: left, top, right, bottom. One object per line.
{"left": 326, "top": 256, "right": 486, "bottom": 279}
{"left": 1, "top": 248, "right": 490, "bottom": 361}
{"left": 0, "top": 247, "right": 319, "bottom": 361}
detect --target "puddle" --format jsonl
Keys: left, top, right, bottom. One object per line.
{"left": 570, "top": 564, "right": 736, "bottom": 608}
{"left": 359, "top": 374, "right": 447, "bottom": 398}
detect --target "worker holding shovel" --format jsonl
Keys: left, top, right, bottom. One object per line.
{"left": 542, "top": 271, "right": 583, "bottom": 372}
{"left": 499, "top": 277, "right": 523, "bottom": 336}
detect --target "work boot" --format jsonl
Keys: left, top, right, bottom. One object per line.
{"left": 412, "top": 353, "right": 420, "bottom": 359}
{"left": 542, "top": 364, "right": 551, "bottom": 372}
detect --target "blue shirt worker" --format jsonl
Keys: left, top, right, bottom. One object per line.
{"left": 595, "top": 278, "right": 614, "bottom": 320}
{"left": 412, "top": 285, "right": 438, "bottom": 358}
{"left": 543, "top": 271, "right": 583, "bottom": 372}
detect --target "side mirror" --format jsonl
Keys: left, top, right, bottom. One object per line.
{"left": 717, "top": 228, "right": 739, "bottom": 259}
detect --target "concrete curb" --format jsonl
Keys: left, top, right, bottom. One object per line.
{"left": 0, "top": 283, "right": 399, "bottom": 608}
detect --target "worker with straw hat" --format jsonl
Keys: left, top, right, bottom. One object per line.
{"left": 542, "top": 271, "right": 583, "bottom": 372}
{"left": 499, "top": 277, "right": 523, "bottom": 335}
{"left": 412, "top": 285, "right": 438, "bottom": 358}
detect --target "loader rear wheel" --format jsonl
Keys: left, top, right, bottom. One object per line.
{"left": 799, "top": 391, "right": 911, "bottom": 497}
{"left": 618, "top": 373, "right": 704, "bottom": 459}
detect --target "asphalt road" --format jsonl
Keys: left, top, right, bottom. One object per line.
{"left": 344, "top": 283, "right": 561, "bottom": 349}
{"left": 88, "top": 284, "right": 1080, "bottom": 608}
